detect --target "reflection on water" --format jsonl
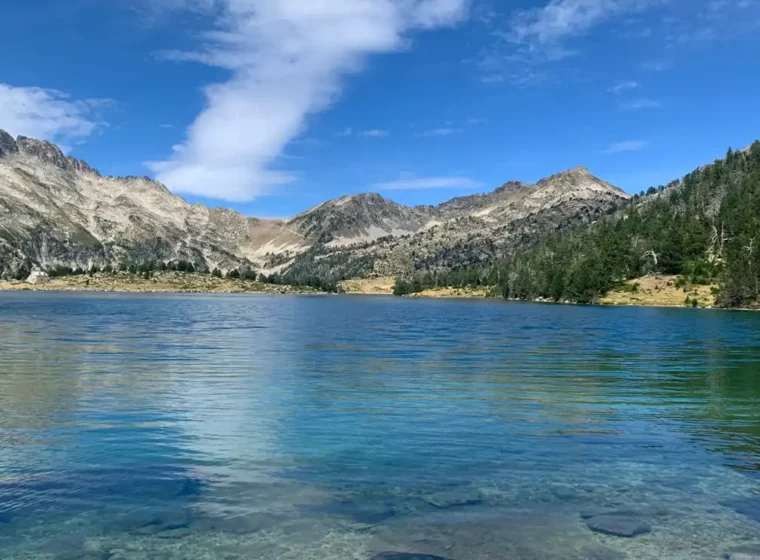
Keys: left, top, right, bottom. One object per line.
{"left": 2, "top": 293, "right": 760, "bottom": 559}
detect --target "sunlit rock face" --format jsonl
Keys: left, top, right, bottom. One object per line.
{"left": 0, "top": 130, "right": 629, "bottom": 279}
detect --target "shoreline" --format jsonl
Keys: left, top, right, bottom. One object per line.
{"left": 0, "top": 271, "right": 318, "bottom": 296}
{"left": 2, "top": 273, "right": 752, "bottom": 311}
{"left": 0, "top": 283, "right": 750, "bottom": 310}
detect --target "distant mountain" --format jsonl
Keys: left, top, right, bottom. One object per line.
{"left": 0, "top": 129, "right": 629, "bottom": 280}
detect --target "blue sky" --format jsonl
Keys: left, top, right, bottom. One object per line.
{"left": 1, "top": 0, "right": 759, "bottom": 218}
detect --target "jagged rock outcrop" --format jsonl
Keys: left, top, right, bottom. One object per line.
{"left": 0, "top": 130, "right": 630, "bottom": 280}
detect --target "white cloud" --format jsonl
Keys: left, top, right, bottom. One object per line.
{"left": 609, "top": 80, "right": 640, "bottom": 93}
{"left": 508, "top": 0, "right": 664, "bottom": 48}
{"left": 603, "top": 140, "right": 648, "bottom": 153}
{"left": 372, "top": 176, "right": 480, "bottom": 190}
{"left": 0, "top": 83, "right": 110, "bottom": 146}
{"left": 620, "top": 97, "right": 663, "bottom": 110}
{"left": 148, "top": 0, "right": 470, "bottom": 202}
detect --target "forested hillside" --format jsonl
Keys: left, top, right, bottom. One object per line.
{"left": 394, "top": 142, "right": 760, "bottom": 308}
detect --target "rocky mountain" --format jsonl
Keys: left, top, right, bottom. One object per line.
{"left": 281, "top": 166, "right": 630, "bottom": 282}
{"left": 0, "top": 129, "right": 629, "bottom": 280}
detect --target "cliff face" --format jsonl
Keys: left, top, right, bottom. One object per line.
{"left": 0, "top": 130, "right": 629, "bottom": 279}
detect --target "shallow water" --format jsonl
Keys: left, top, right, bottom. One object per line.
{"left": 1, "top": 293, "right": 760, "bottom": 560}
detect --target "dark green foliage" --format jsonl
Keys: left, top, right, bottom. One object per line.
{"left": 13, "top": 265, "right": 29, "bottom": 281}
{"left": 392, "top": 279, "right": 414, "bottom": 296}
{"left": 489, "top": 142, "right": 760, "bottom": 307}
{"left": 212, "top": 268, "right": 222, "bottom": 278}
{"left": 392, "top": 266, "right": 498, "bottom": 296}
{"left": 241, "top": 269, "right": 258, "bottom": 281}
{"left": 389, "top": 142, "right": 760, "bottom": 308}
{"left": 276, "top": 244, "right": 373, "bottom": 293}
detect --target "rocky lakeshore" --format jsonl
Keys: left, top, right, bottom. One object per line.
{"left": 0, "top": 271, "right": 318, "bottom": 295}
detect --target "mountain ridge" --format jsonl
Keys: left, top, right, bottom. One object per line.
{"left": 0, "top": 129, "right": 629, "bottom": 280}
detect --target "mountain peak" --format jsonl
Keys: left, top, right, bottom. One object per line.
{"left": 535, "top": 165, "right": 627, "bottom": 197}
{"left": 16, "top": 135, "right": 67, "bottom": 167}
{"left": 553, "top": 165, "right": 592, "bottom": 179}
{"left": 338, "top": 192, "right": 386, "bottom": 204}
{"left": 0, "top": 131, "right": 99, "bottom": 175}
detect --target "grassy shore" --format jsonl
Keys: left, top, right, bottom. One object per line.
{"left": 0, "top": 272, "right": 720, "bottom": 308}
{"left": 340, "top": 277, "right": 490, "bottom": 298}
{"left": 341, "top": 274, "right": 721, "bottom": 307}
{"left": 600, "top": 275, "right": 717, "bottom": 308}
{"left": 0, "top": 271, "right": 318, "bottom": 295}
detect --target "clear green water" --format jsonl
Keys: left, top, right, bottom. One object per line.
{"left": 1, "top": 293, "right": 760, "bottom": 559}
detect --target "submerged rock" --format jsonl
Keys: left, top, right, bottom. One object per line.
{"left": 132, "top": 524, "right": 165, "bottom": 536}
{"left": 125, "top": 509, "right": 192, "bottom": 536}
{"left": 304, "top": 499, "right": 397, "bottom": 524}
{"left": 550, "top": 483, "right": 579, "bottom": 500}
{"left": 585, "top": 515, "right": 651, "bottom": 538}
{"left": 580, "top": 507, "right": 628, "bottom": 520}
{"left": 579, "top": 505, "right": 668, "bottom": 520}
{"left": 194, "top": 512, "right": 284, "bottom": 534}
{"left": 422, "top": 488, "right": 482, "bottom": 509}
{"left": 371, "top": 553, "right": 454, "bottom": 560}
{"left": 155, "top": 527, "right": 192, "bottom": 539}
{"left": 155, "top": 509, "right": 193, "bottom": 529}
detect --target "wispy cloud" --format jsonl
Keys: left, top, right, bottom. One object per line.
{"left": 0, "top": 83, "right": 111, "bottom": 146}
{"left": 421, "top": 127, "right": 461, "bottom": 137}
{"left": 641, "top": 59, "right": 672, "bottom": 72}
{"left": 338, "top": 127, "right": 389, "bottom": 138}
{"left": 508, "top": 0, "right": 665, "bottom": 52}
{"left": 147, "top": 0, "right": 470, "bottom": 202}
{"left": 475, "top": 0, "right": 666, "bottom": 86}
{"left": 358, "top": 129, "right": 389, "bottom": 138}
{"left": 609, "top": 80, "right": 640, "bottom": 94}
{"left": 620, "top": 97, "right": 663, "bottom": 110}
{"left": 603, "top": 140, "right": 648, "bottom": 153}
{"left": 373, "top": 176, "right": 480, "bottom": 191}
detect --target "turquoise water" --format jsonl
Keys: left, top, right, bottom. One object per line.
{"left": 2, "top": 293, "right": 760, "bottom": 559}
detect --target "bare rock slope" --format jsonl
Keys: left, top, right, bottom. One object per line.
{"left": 0, "top": 130, "right": 629, "bottom": 279}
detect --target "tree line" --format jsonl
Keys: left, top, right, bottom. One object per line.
{"left": 393, "top": 142, "right": 760, "bottom": 308}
